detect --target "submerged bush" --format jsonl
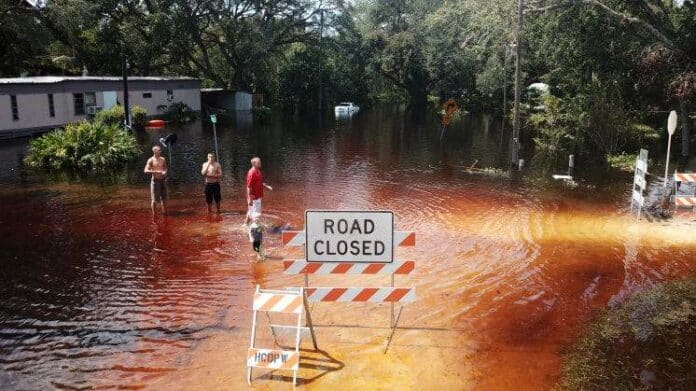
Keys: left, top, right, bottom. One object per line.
{"left": 559, "top": 278, "right": 696, "bottom": 390}
{"left": 94, "top": 105, "right": 148, "bottom": 128}
{"left": 529, "top": 81, "right": 657, "bottom": 169}
{"left": 25, "top": 121, "right": 141, "bottom": 170}
{"left": 252, "top": 106, "right": 272, "bottom": 123}
{"left": 160, "top": 102, "right": 198, "bottom": 123}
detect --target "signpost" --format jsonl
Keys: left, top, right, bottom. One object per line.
{"left": 209, "top": 114, "right": 219, "bottom": 161}
{"left": 664, "top": 110, "right": 678, "bottom": 188}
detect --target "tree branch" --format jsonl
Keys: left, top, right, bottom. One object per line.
{"left": 527, "top": 0, "right": 677, "bottom": 51}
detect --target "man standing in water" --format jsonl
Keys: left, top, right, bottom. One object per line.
{"left": 244, "top": 157, "right": 272, "bottom": 225}
{"left": 144, "top": 145, "right": 167, "bottom": 219}
{"left": 201, "top": 153, "right": 222, "bottom": 213}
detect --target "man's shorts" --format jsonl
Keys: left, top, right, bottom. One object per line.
{"left": 247, "top": 198, "right": 262, "bottom": 218}
{"left": 151, "top": 179, "right": 167, "bottom": 202}
{"left": 205, "top": 182, "right": 222, "bottom": 204}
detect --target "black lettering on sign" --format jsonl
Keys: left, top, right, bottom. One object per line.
{"left": 350, "top": 241, "right": 360, "bottom": 255}
{"left": 350, "top": 219, "right": 361, "bottom": 234}
{"left": 314, "top": 240, "right": 324, "bottom": 255}
{"left": 364, "top": 219, "right": 375, "bottom": 234}
{"left": 337, "top": 219, "right": 348, "bottom": 233}
{"left": 375, "top": 241, "right": 385, "bottom": 255}
{"left": 337, "top": 241, "right": 347, "bottom": 254}
{"left": 324, "top": 219, "right": 334, "bottom": 234}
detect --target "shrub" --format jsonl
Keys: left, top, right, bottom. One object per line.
{"left": 25, "top": 121, "right": 141, "bottom": 170}
{"left": 94, "top": 105, "right": 148, "bottom": 127}
{"left": 252, "top": 106, "right": 272, "bottom": 123}
{"left": 161, "top": 102, "right": 198, "bottom": 123}
{"left": 559, "top": 278, "right": 696, "bottom": 390}
{"left": 529, "top": 94, "right": 583, "bottom": 168}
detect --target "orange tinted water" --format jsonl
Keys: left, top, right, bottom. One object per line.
{"left": 1, "top": 111, "right": 695, "bottom": 390}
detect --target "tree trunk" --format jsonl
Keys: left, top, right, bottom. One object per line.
{"left": 406, "top": 79, "right": 427, "bottom": 111}
{"left": 680, "top": 100, "right": 690, "bottom": 160}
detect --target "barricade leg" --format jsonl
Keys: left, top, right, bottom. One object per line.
{"left": 303, "top": 289, "right": 318, "bottom": 350}
{"left": 293, "top": 302, "right": 303, "bottom": 386}
{"left": 247, "top": 285, "right": 260, "bottom": 385}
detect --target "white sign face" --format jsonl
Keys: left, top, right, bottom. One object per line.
{"left": 305, "top": 210, "right": 394, "bottom": 263}
{"left": 668, "top": 110, "right": 678, "bottom": 135}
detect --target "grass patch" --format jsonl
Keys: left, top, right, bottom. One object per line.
{"left": 558, "top": 278, "right": 696, "bottom": 390}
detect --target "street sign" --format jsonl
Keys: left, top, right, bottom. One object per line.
{"left": 668, "top": 110, "right": 677, "bottom": 135}
{"left": 210, "top": 114, "right": 217, "bottom": 124}
{"left": 305, "top": 210, "right": 394, "bottom": 263}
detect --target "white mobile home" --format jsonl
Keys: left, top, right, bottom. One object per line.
{"left": 0, "top": 76, "right": 201, "bottom": 138}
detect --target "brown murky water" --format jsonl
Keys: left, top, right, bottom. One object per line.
{"left": 1, "top": 109, "right": 695, "bottom": 390}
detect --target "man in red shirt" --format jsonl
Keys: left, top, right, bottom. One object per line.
{"left": 244, "top": 157, "right": 272, "bottom": 225}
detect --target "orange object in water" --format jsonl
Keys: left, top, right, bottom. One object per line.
{"left": 147, "top": 119, "right": 166, "bottom": 128}
{"left": 441, "top": 98, "right": 459, "bottom": 126}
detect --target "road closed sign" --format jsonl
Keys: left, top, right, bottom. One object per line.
{"left": 305, "top": 210, "right": 394, "bottom": 263}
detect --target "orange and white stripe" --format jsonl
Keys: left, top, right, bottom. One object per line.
{"left": 305, "top": 287, "right": 415, "bottom": 303}
{"left": 283, "top": 259, "right": 415, "bottom": 275}
{"left": 247, "top": 348, "right": 299, "bottom": 370}
{"left": 674, "top": 196, "right": 696, "bottom": 207}
{"left": 281, "top": 230, "right": 306, "bottom": 246}
{"left": 253, "top": 292, "right": 303, "bottom": 314}
{"left": 674, "top": 173, "right": 696, "bottom": 182}
{"left": 282, "top": 230, "right": 416, "bottom": 247}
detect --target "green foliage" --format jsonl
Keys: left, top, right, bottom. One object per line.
{"left": 160, "top": 102, "right": 198, "bottom": 124}
{"left": 252, "top": 106, "right": 272, "bottom": 123}
{"left": 95, "top": 105, "right": 148, "bottom": 128}
{"left": 25, "top": 121, "right": 141, "bottom": 170}
{"left": 529, "top": 81, "right": 658, "bottom": 167}
{"left": 606, "top": 153, "right": 639, "bottom": 172}
{"left": 529, "top": 94, "right": 582, "bottom": 168}
{"left": 559, "top": 277, "right": 696, "bottom": 390}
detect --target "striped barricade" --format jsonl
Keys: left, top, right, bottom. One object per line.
{"left": 283, "top": 259, "right": 415, "bottom": 275}
{"left": 280, "top": 212, "right": 417, "bottom": 353}
{"left": 247, "top": 286, "right": 317, "bottom": 386}
{"left": 674, "top": 173, "right": 696, "bottom": 182}
{"left": 305, "top": 287, "right": 416, "bottom": 303}
{"left": 631, "top": 149, "right": 648, "bottom": 219}
{"left": 674, "top": 196, "right": 696, "bottom": 207}
{"left": 253, "top": 290, "right": 304, "bottom": 314}
{"left": 282, "top": 230, "right": 416, "bottom": 247}
{"left": 673, "top": 172, "right": 696, "bottom": 211}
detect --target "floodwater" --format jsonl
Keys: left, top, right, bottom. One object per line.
{"left": 1, "top": 109, "right": 695, "bottom": 390}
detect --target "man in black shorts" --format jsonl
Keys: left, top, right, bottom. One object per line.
{"left": 201, "top": 153, "right": 222, "bottom": 213}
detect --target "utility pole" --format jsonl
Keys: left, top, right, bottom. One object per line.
{"left": 511, "top": 0, "right": 524, "bottom": 167}
{"left": 122, "top": 43, "right": 131, "bottom": 129}
{"left": 317, "top": 9, "right": 325, "bottom": 112}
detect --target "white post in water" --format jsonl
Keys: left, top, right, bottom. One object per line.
{"left": 664, "top": 110, "right": 678, "bottom": 188}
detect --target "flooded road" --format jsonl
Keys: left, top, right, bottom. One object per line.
{"left": 1, "top": 109, "right": 695, "bottom": 390}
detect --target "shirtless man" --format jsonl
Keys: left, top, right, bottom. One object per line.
{"left": 201, "top": 153, "right": 222, "bottom": 213}
{"left": 144, "top": 145, "right": 167, "bottom": 218}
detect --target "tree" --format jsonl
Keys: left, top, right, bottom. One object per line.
{"left": 528, "top": 0, "right": 696, "bottom": 157}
